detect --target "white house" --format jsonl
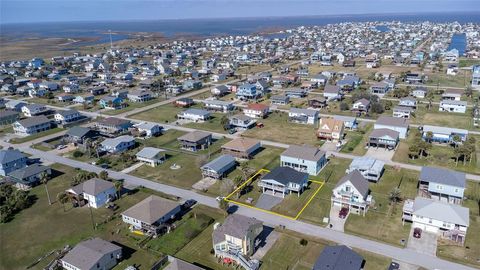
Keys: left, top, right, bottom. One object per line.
{"left": 177, "top": 108, "right": 210, "bottom": 122}
{"left": 66, "top": 178, "right": 116, "bottom": 209}
{"left": 135, "top": 122, "right": 162, "bottom": 138}
{"left": 323, "top": 85, "right": 342, "bottom": 101}
{"left": 21, "top": 104, "right": 48, "bottom": 117}
{"left": 61, "top": 238, "right": 122, "bottom": 270}
{"left": 439, "top": 100, "right": 467, "bottom": 113}
{"left": 288, "top": 108, "right": 318, "bottom": 125}
{"left": 280, "top": 145, "right": 326, "bottom": 176}
{"left": 136, "top": 147, "right": 166, "bottom": 167}
{"left": 332, "top": 170, "right": 372, "bottom": 216}
{"left": 54, "top": 109, "right": 83, "bottom": 124}
{"left": 100, "top": 135, "right": 136, "bottom": 154}
{"left": 374, "top": 116, "right": 409, "bottom": 139}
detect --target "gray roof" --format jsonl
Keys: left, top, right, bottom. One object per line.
{"left": 336, "top": 170, "right": 369, "bottom": 198}
{"left": 182, "top": 108, "right": 210, "bottom": 116}
{"left": 9, "top": 164, "right": 50, "bottom": 181}
{"left": 136, "top": 147, "right": 166, "bottom": 159}
{"left": 24, "top": 103, "right": 45, "bottom": 111}
{"left": 422, "top": 125, "right": 468, "bottom": 135}
{"left": 262, "top": 166, "right": 308, "bottom": 186}
{"left": 271, "top": 95, "right": 289, "bottom": 101}
{"left": 375, "top": 116, "right": 409, "bottom": 128}
{"left": 369, "top": 128, "right": 399, "bottom": 140}
{"left": 164, "top": 258, "right": 205, "bottom": 270}
{"left": 101, "top": 135, "right": 135, "bottom": 148}
{"left": 203, "top": 99, "right": 232, "bottom": 106}
{"left": 122, "top": 195, "right": 180, "bottom": 224}
{"left": 65, "top": 126, "right": 94, "bottom": 138}
{"left": 201, "top": 154, "right": 235, "bottom": 173}
{"left": 0, "top": 148, "right": 26, "bottom": 164}
{"left": 0, "top": 110, "right": 19, "bottom": 118}
{"left": 16, "top": 115, "right": 51, "bottom": 128}
{"left": 349, "top": 157, "right": 385, "bottom": 174}
{"left": 96, "top": 117, "right": 131, "bottom": 127}
{"left": 333, "top": 115, "right": 356, "bottom": 123}
{"left": 289, "top": 107, "right": 318, "bottom": 117}
{"left": 57, "top": 109, "right": 79, "bottom": 117}
{"left": 440, "top": 100, "right": 467, "bottom": 106}
{"left": 213, "top": 214, "right": 263, "bottom": 245}
{"left": 61, "top": 238, "right": 121, "bottom": 270}
{"left": 313, "top": 245, "right": 364, "bottom": 270}
{"left": 178, "top": 131, "right": 211, "bottom": 143}
{"left": 136, "top": 122, "right": 160, "bottom": 130}
{"left": 413, "top": 197, "right": 469, "bottom": 227}
{"left": 69, "top": 178, "right": 114, "bottom": 196}
{"left": 324, "top": 85, "right": 341, "bottom": 94}
{"left": 281, "top": 145, "right": 325, "bottom": 162}
{"left": 419, "top": 166, "right": 466, "bottom": 188}
{"left": 393, "top": 106, "right": 414, "bottom": 113}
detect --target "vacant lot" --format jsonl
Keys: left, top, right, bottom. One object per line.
{"left": 10, "top": 128, "right": 64, "bottom": 144}
{"left": 102, "top": 98, "right": 165, "bottom": 116}
{"left": 340, "top": 123, "right": 373, "bottom": 155}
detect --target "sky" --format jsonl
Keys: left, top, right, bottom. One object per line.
{"left": 1, "top": 0, "right": 479, "bottom": 24}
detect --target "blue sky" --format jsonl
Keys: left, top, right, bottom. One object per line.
{"left": 1, "top": 0, "right": 479, "bottom": 24}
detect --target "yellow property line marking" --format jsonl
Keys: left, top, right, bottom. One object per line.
{"left": 224, "top": 168, "right": 325, "bottom": 220}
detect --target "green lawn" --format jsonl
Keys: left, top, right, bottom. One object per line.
{"left": 0, "top": 163, "right": 163, "bottom": 270}
{"left": 392, "top": 133, "right": 480, "bottom": 175}
{"left": 130, "top": 103, "right": 202, "bottom": 124}
{"left": 340, "top": 123, "right": 373, "bottom": 155}
{"left": 184, "top": 113, "right": 229, "bottom": 134}
{"left": 101, "top": 98, "right": 164, "bottom": 116}
{"left": 459, "top": 58, "right": 480, "bottom": 68}
{"left": 10, "top": 128, "right": 64, "bottom": 144}
{"left": 271, "top": 182, "right": 323, "bottom": 218}
{"left": 243, "top": 111, "right": 323, "bottom": 146}
{"left": 425, "top": 71, "right": 470, "bottom": 88}
{"left": 412, "top": 109, "right": 476, "bottom": 130}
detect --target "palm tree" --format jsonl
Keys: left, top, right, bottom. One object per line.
{"left": 40, "top": 172, "right": 52, "bottom": 205}
{"left": 99, "top": 170, "right": 109, "bottom": 180}
{"left": 388, "top": 187, "right": 402, "bottom": 207}
{"left": 425, "top": 131, "right": 433, "bottom": 143}
{"left": 57, "top": 192, "right": 69, "bottom": 212}
{"left": 218, "top": 199, "right": 229, "bottom": 216}
{"left": 220, "top": 115, "right": 229, "bottom": 130}
{"left": 113, "top": 180, "right": 123, "bottom": 199}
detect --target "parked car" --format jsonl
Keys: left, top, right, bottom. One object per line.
{"left": 56, "top": 145, "right": 67, "bottom": 150}
{"left": 183, "top": 199, "right": 197, "bottom": 209}
{"left": 216, "top": 196, "right": 225, "bottom": 201}
{"left": 413, "top": 227, "right": 422, "bottom": 238}
{"left": 339, "top": 207, "right": 349, "bottom": 219}
{"left": 388, "top": 262, "right": 400, "bottom": 270}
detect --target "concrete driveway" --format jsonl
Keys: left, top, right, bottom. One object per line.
{"left": 365, "top": 147, "right": 395, "bottom": 162}
{"left": 252, "top": 226, "right": 280, "bottom": 260}
{"left": 255, "top": 193, "right": 283, "bottom": 210}
{"left": 321, "top": 141, "right": 340, "bottom": 153}
{"left": 407, "top": 227, "right": 438, "bottom": 256}
{"left": 329, "top": 205, "right": 347, "bottom": 232}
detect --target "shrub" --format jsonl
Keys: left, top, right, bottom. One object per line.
{"left": 299, "top": 239, "right": 308, "bottom": 246}
{"left": 72, "top": 150, "right": 84, "bottom": 158}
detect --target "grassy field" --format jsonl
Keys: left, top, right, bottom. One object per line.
{"left": 340, "top": 123, "right": 373, "bottom": 155}
{"left": 459, "top": 58, "right": 480, "bottom": 68}
{"left": 243, "top": 111, "right": 322, "bottom": 146}
{"left": 437, "top": 182, "right": 480, "bottom": 268}
{"left": 411, "top": 107, "right": 476, "bottom": 130}
{"left": 270, "top": 182, "right": 323, "bottom": 218}
{"left": 344, "top": 167, "right": 419, "bottom": 247}
{"left": 10, "top": 128, "right": 64, "bottom": 144}
{"left": 130, "top": 103, "right": 188, "bottom": 123}
{"left": 102, "top": 98, "right": 165, "bottom": 116}
{"left": 425, "top": 71, "right": 470, "bottom": 88}
{"left": 184, "top": 113, "right": 229, "bottom": 134}
{"left": 0, "top": 163, "right": 164, "bottom": 270}
{"left": 392, "top": 133, "right": 480, "bottom": 175}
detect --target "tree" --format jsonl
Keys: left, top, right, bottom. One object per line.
{"left": 57, "top": 192, "right": 69, "bottom": 212}
{"left": 465, "top": 86, "right": 473, "bottom": 99}
{"left": 426, "top": 90, "right": 435, "bottom": 110}
{"left": 370, "top": 102, "right": 384, "bottom": 114}
{"left": 113, "top": 180, "right": 123, "bottom": 199}
{"left": 40, "top": 172, "right": 52, "bottom": 205}
{"left": 425, "top": 131, "right": 433, "bottom": 143}
{"left": 218, "top": 199, "right": 229, "bottom": 216}
{"left": 339, "top": 102, "right": 349, "bottom": 111}
{"left": 220, "top": 115, "right": 230, "bottom": 130}
{"left": 408, "top": 142, "right": 420, "bottom": 160}
{"left": 99, "top": 170, "right": 109, "bottom": 180}
{"left": 452, "top": 135, "right": 462, "bottom": 148}
{"left": 388, "top": 187, "right": 402, "bottom": 206}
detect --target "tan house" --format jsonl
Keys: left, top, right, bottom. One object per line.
{"left": 221, "top": 138, "right": 261, "bottom": 159}
{"left": 316, "top": 118, "right": 345, "bottom": 141}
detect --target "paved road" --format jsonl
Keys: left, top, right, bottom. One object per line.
{"left": 2, "top": 140, "right": 476, "bottom": 270}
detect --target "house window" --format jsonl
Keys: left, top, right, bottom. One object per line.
{"left": 345, "top": 186, "right": 351, "bottom": 192}
{"left": 436, "top": 185, "right": 443, "bottom": 190}
{"left": 454, "top": 188, "right": 459, "bottom": 193}
{"left": 429, "top": 219, "right": 432, "bottom": 224}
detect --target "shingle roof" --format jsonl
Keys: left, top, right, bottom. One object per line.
{"left": 164, "top": 258, "right": 205, "bottom": 270}
{"left": 221, "top": 138, "right": 260, "bottom": 152}
{"left": 16, "top": 115, "right": 51, "bottom": 128}
{"left": 281, "top": 145, "right": 325, "bottom": 162}
{"left": 0, "top": 148, "right": 26, "bottom": 164}
{"left": 65, "top": 126, "right": 93, "bottom": 138}
{"left": 375, "top": 116, "right": 409, "bottom": 128}
{"left": 101, "top": 135, "right": 135, "bottom": 148}
{"left": 324, "top": 85, "right": 341, "bottom": 94}
{"left": 313, "top": 245, "right": 364, "bottom": 270}
{"left": 419, "top": 166, "right": 466, "bottom": 188}
{"left": 122, "top": 195, "right": 180, "bottom": 225}
{"left": 61, "top": 238, "right": 121, "bottom": 270}
{"left": 413, "top": 197, "right": 469, "bottom": 227}
{"left": 212, "top": 214, "right": 262, "bottom": 245}
{"left": 290, "top": 107, "right": 318, "bottom": 117}
{"left": 69, "top": 178, "right": 114, "bottom": 196}
{"left": 369, "top": 128, "right": 399, "bottom": 140}
{"left": 201, "top": 154, "right": 235, "bottom": 173}
{"left": 9, "top": 164, "right": 50, "bottom": 182}
{"left": 182, "top": 108, "right": 210, "bottom": 116}
{"left": 336, "top": 170, "right": 369, "bottom": 198}
{"left": 136, "top": 147, "right": 166, "bottom": 159}
{"left": 262, "top": 166, "right": 308, "bottom": 185}
{"left": 96, "top": 117, "right": 131, "bottom": 127}
{"left": 177, "top": 131, "right": 211, "bottom": 142}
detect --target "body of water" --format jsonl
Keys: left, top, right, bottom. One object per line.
{"left": 448, "top": 33, "right": 467, "bottom": 56}
{"left": 375, "top": 25, "right": 390, "bottom": 32}
{"left": 1, "top": 12, "right": 479, "bottom": 46}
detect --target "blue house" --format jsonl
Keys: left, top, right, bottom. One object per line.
{"left": 0, "top": 149, "right": 28, "bottom": 176}
{"left": 419, "top": 166, "right": 465, "bottom": 204}
{"left": 236, "top": 84, "right": 261, "bottom": 100}
{"left": 29, "top": 58, "right": 44, "bottom": 69}
{"left": 100, "top": 96, "right": 125, "bottom": 110}
{"left": 101, "top": 135, "right": 136, "bottom": 154}
{"left": 422, "top": 125, "right": 468, "bottom": 144}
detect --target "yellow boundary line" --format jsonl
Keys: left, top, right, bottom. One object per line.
{"left": 224, "top": 169, "right": 325, "bottom": 220}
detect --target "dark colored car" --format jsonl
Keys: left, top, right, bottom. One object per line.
{"left": 388, "top": 262, "right": 400, "bottom": 270}
{"left": 183, "top": 199, "right": 197, "bottom": 209}
{"left": 413, "top": 227, "right": 422, "bottom": 238}
{"left": 339, "top": 207, "right": 349, "bottom": 219}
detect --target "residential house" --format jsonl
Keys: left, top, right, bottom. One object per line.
{"left": 177, "top": 109, "right": 211, "bottom": 122}
{"left": 13, "top": 115, "right": 52, "bottom": 136}
{"left": 308, "top": 97, "right": 328, "bottom": 109}
{"left": 258, "top": 167, "right": 309, "bottom": 198}
{"left": 402, "top": 198, "right": 469, "bottom": 245}
{"left": 5, "top": 100, "right": 27, "bottom": 112}
{"left": 64, "top": 126, "right": 99, "bottom": 144}
{"left": 393, "top": 106, "right": 414, "bottom": 119}
{"left": 351, "top": 98, "right": 370, "bottom": 114}
{"left": 127, "top": 89, "right": 153, "bottom": 102}
{"left": 346, "top": 157, "right": 385, "bottom": 182}
{"left": 21, "top": 104, "right": 48, "bottom": 117}
{"left": 442, "top": 89, "right": 463, "bottom": 101}
{"left": 313, "top": 245, "right": 364, "bottom": 270}
{"left": 73, "top": 95, "right": 95, "bottom": 104}
{"left": 370, "top": 81, "right": 390, "bottom": 95}
{"left": 122, "top": 195, "right": 181, "bottom": 235}
{"left": 439, "top": 100, "right": 467, "bottom": 113}
{"left": 368, "top": 128, "right": 400, "bottom": 149}
{"left": 95, "top": 117, "right": 132, "bottom": 135}
{"left": 244, "top": 103, "right": 269, "bottom": 119}
{"left": 405, "top": 73, "right": 423, "bottom": 84}
{"left": 316, "top": 118, "right": 345, "bottom": 141}
{"left": 331, "top": 170, "right": 371, "bottom": 216}
{"left": 57, "top": 94, "right": 75, "bottom": 103}
{"left": 54, "top": 109, "right": 84, "bottom": 124}
{"left": 8, "top": 164, "right": 51, "bottom": 190}
{"left": 418, "top": 166, "right": 465, "bottom": 204}
{"left": 333, "top": 115, "right": 358, "bottom": 130}
{"left": 212, "top": 214, "right": 263, "bottom": 270}
{"left": 61, "top": 238, "right": 122, "bottom": 270}
{"left": 323, "top": 85, "right": 342, "bottom": 101}
{"left": 399, "top": 97, "right": 417, "bottom": 108}
{"left": 0, "top": 110, "right": 19, "bottom": 125}
{"left": 365, "top": 54, "right": 380, "bottom": 68}
{"left": 100, "top": 96, "right": 126, "bottom": 110}
{"left": 285, "top": 88, "right": 307, "bottom": 98}
{"left": 200, "top": 154, "right": 236, "bottom": 179}
{"left": 211, "top": 85, "right": 230, "bottom": 96}
{"left": 280, "top": 145, "right": 326, "bottom": 176}
{"left": 175, "top": 98, "right": 194, "bottom": 108}
{"left": 255, "top": 80, "right": 269, "bottom": 93}
{"left": 288, "top": 108, "right": 318, "bottom": 125}
{"left": 0, "top": 148, "right": 27, "bottom": 176}
{"left": 135, "top": 122, "right": 162, "bottom": 138}
{"left": 229, "top": 114, "right": 256, "bottom": 130}
{"left": 66, "top": 178, "right": 116, "bottom": 208}
{"left": 411, "top": 86, "right": 427, "bottom": 99}
{"left": 182, "top": 80, "right": 202, "bottom": 90}
{"left": 221, "top": 138, "right": 261, "bottom": 159}
{"left": 446, "top": 64, "right": 459, "bottom": 76}
{"left": 310, "top": 74, "right": 328, "bottom": 86}
{"left": 203, "top": 100, "right": 234, "bottom": 113}
{"left": 422, "top": 125, "right": 468, "bottom": 143}
{"left": 270, "top": 95, "right": 289, "bottom": 105}
{"left": 100, "top": 135, "right": 136, "bottom": 154}
{"left": 136, "top": 147, "right": 166, "bottom": 167}
{"left": 474, "top": 106, "right": 480, "bottom": 127}
{"left": 177, "top": 131, "right": 212, "bottom": 152}
{"left": 374, "top": 116, "right": 409, "bottom": 139}
{"left": 472, "top": 65, "right": 480, "bottom": 89}
{"left": 236, "top": 84, "right": 261, "bottom": 100}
